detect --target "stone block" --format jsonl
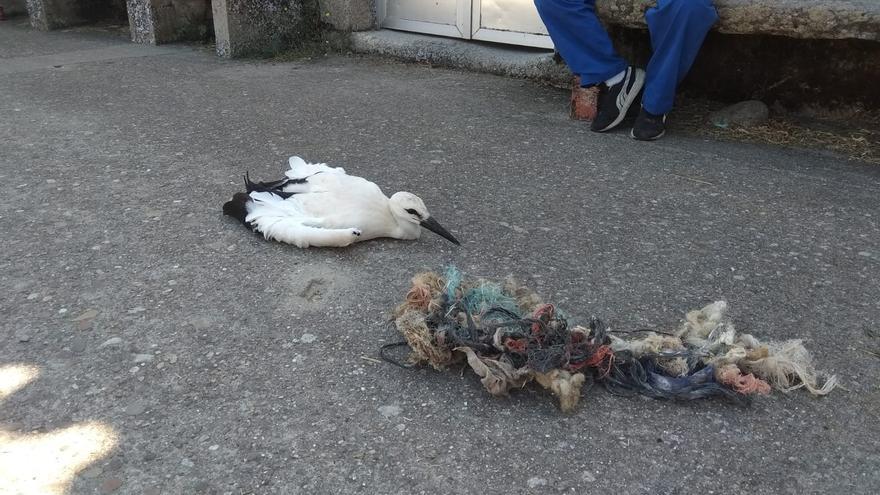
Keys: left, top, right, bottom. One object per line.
{"left": 709, "top": 100, "right": 770, "bottom": 128}
{"left": 212, "top": 0, "right": 317, "bottom": 57}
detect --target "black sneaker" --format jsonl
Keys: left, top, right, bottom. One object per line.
{"left": 631, "top": 108, "right": 668, "bottom": 140}
{"left": 590, "top": 66, "right": 646, "bottom": 133}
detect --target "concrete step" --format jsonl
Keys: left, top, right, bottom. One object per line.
{"left": 350, "top": 30, "right": 571, "bottom": 87}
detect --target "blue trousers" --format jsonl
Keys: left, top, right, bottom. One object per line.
{"left": 534, "top": 0, "right": 718, "bottom": 114}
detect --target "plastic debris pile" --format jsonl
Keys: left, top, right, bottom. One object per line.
{"left": 386, "top": 267, "right": 837, "bottom": 412}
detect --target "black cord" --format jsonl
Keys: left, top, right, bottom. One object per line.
{"left": 379, "top": 342, "right": 414, "bottom": 369}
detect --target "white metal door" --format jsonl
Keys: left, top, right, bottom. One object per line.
{"left": 379, "top": 0, "right": 552, "bottom": 49}
{"left": 471, "top": 0, "right": 552, "bottom": 48}
{"left": 379, "top": 0, "right": 472, "bottom": 39}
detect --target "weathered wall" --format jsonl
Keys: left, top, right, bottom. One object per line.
{"left": 212, "top": 0, "right": 320, "bottom": 57}
{"left": 318, "top": 0, "right": 374, "bottom": 31}
{"left": 27, "top": 0, "right": 77, "bottom": 29}
{"left": 81, "top": 0, "right": 127, "bottom": 21}
{"left": 2, "top": 0, "right": 29, "bottom": 16}
{"left": 609, "top": 26, "right": 880, "bottom": 109}
{"left": 128, "top": 0, "right": 213, "bottom": 44}
{"left": 27, "top": 0, "right": 127, "bottom": 30}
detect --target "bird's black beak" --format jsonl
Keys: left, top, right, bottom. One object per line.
{"left": 420, "top": 217, "right": 460, "bottom": 245}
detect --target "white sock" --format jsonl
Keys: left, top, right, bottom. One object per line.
{"left": 604, "top": 69, "right": 626, "bottom": 87}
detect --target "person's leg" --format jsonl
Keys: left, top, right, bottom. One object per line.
{"left": 642, "top": 0, "right": 718, "bottom": 115}
{"left": 533, "top": 0, "right": 627, "bottom": 86}
{"left": 535, "top": 0, "right": 646, "bottom": 132}
{"left": 632, "top": 0, "right": 717, "bottom": 140}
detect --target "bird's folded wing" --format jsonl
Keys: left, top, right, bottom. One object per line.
{"left": 251, "top": 220, "right": 358, "bottom": 248}
{"left": 245, "top": 191, "right": 357, "bottom": 248}
{"left": 285, "top": 156, "right": 347, "bottom": 180}
{"left": 246, "top": 191, "right": 306, "bottom": 217}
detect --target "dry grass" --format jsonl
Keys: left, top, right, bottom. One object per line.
{"left": 672, "top": 98, "right": 880, "bottom": 165}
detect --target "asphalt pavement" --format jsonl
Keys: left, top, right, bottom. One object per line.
{"left": 1, "top": 20, "right": 878, "bottom": 495}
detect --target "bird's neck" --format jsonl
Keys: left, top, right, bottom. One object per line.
{"left": 385, "top": 198, "right": 421, "bottom": 240}
{"left": 388, "top": 211, "right": 421, "bottom": 240}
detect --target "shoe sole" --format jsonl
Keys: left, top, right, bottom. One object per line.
{"left": 594, "top": 68, "right": 646, "bottom": 133}
{"left": 631, "top": 128, "right": 666, "bottom": 141}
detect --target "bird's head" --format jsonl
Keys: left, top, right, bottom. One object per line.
{"left": 389, "top": 192, "right": 460, "bottom": 245}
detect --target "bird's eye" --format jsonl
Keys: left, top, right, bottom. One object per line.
{"left": 405, "top": 208, "right": 422, "bottom": 219}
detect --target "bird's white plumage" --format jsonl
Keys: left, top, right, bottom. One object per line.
{"left": 241, "top": 156, "right": 444, "bottom": 248}
{"left": 284, "top": 156, "right": 346, "bottom": 179}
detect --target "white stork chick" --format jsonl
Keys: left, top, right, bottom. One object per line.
{"left": 223, "top": 156, "right": 460, "bottom": 248}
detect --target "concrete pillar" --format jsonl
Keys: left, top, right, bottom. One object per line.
{"left": 211, "top": 0, "right": 318, "bottom": 58}
{"left": 26, "top": 0, "right": 126, "bottom": 31}
{"left": 126, "top": 0, "right": 212, "bottom": 45}
{"left": 317, "top": 0, "right": 374, "bottom": 31}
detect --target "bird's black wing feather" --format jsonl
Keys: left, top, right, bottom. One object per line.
{"left": 243, "top": 172, "right": 308, "bottom": 199}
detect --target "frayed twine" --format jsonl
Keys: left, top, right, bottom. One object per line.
{"left": 394, "top": 272, "right": 444, "bottom": 318}
{"left": 456, "top": 346, "right": 532, "bottom": 397}
{"left": 395, "top": 309, "right": 454, "bottom": 370}
{"left": 682, "top": 302, "right": 838, "bottom": 396}
{"left": 455, "top": 347, "right": 588, "bottom": 412}
{"left": 534, "top": 370, "right": 587, "bottom": 413}
{"left": 717, "top": 364, "right": 771, "bottom": 395}
{"left": 740, "top": 340, "right": 838, "bottom": 395}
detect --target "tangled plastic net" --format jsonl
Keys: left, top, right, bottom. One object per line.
{"left": 384, "top": 267, "right": 837, "bottom": 413}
